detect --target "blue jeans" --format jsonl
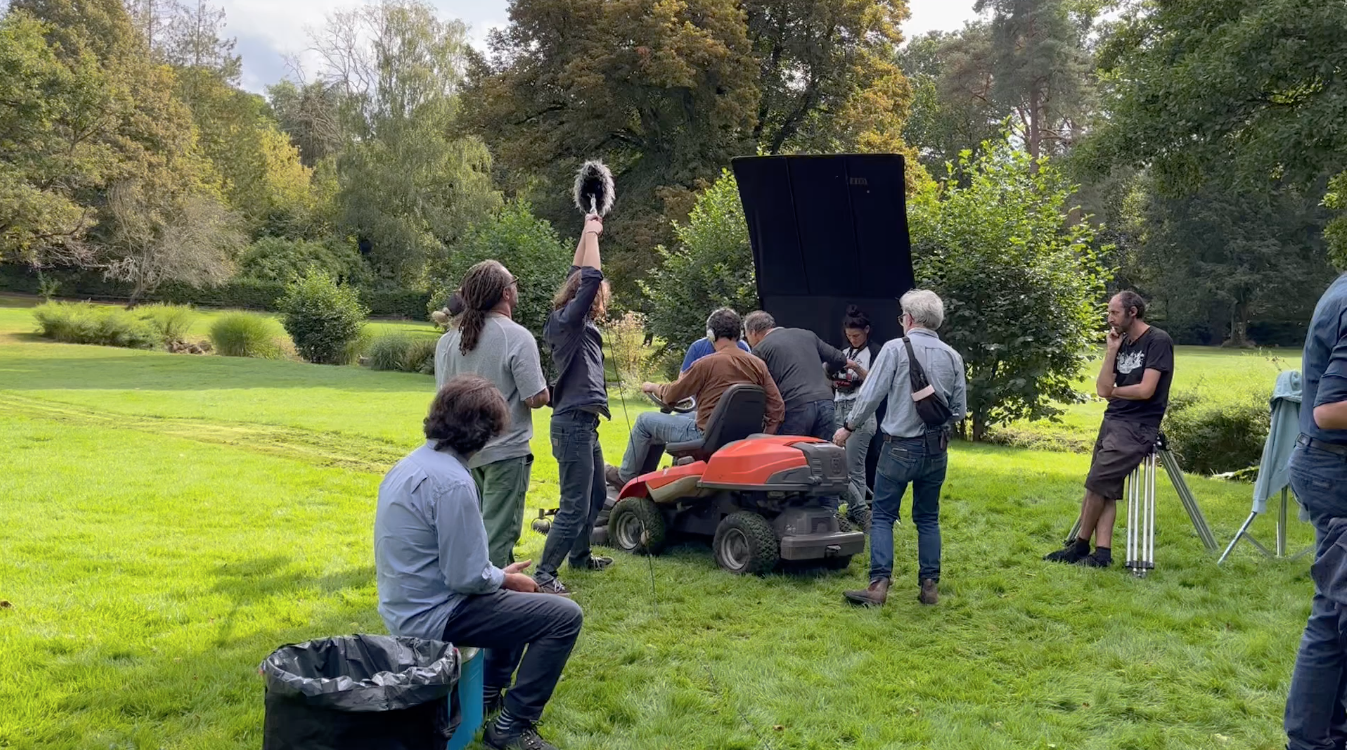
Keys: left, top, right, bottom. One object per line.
{"left": 783, "top": 399, "right": 839, "bottom": 508}
{"left": 537, "top": 411, "right": 607, "bottom": 580}
{"left": 1285, "top": 442, "right": 1348, "bottom": 750}
{"left": 617, "top": 411, "right": 702, "bottom": 482}
{"left": 834, "top": 399, "right": 877, "bottom": 516}
{"left": 869, "top": 435, "right": 947, "bottom": 584}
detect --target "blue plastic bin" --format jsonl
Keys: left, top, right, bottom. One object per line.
{"left": 445, "top": 647, "right": 484, "bottom": 750}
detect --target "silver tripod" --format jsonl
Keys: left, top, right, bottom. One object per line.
{"left": 1066, "top": 433, "right": 1219, "bottom": 577}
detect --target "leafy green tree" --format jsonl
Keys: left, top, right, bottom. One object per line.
{"left": 310, "top": 0, "right": 500, "bottom": 285}
{"left": 1091, "top": 0, "right": 1346, "bottom": 193}
{"left": 267, "top": 80, "right": 344, "bottom": 168}
{"left": 3, "top": 0, "right": 220, "bottom": 267}
{"left": 1130, "top": 173, "right": 1334, "bottom": 346}
{"left": 641, "top": 171, "right": 759, "bottom": 363}
{"left": 911, "top": 137, "right": 1107, "bottom": 441}
{"left": 1323, "top": 170, "right": 1347, "bottom": 269}
{"left": 236, "top": 236, "right": 361, "bottom": 284}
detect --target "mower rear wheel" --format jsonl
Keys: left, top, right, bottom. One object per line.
{"left": 608, "top": 496, "right": 667, "bottom": 555}
{"left": 713, "top": 512, "right": 779, "bottom": 575}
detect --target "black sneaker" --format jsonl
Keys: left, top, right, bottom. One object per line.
{"left": 533, "top": 577, "right": 572, "bottom": 596}
{"left": 570, "top": 555, "right": 613, "bottom": 571}
{"left": 847, "top": 507, "right": 872, "bottom": 531}
{"left": 1078, "top": 549, "right": 1112, "bottom": 569}
{"left": 1043, "top": 540, "right": 1088, "bottom": 564}
{"left": 484, "top": 721, "right": 559, "bottom": 750}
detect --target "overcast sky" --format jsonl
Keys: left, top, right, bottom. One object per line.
{"left": 224, "top": 0, "right": 982, "bottom": 94}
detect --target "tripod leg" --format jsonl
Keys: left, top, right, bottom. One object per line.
{"left": 1146, "top": 452, "right": 1156, "bottom": 575}
{"left": 1277, "top": 487, "right": 1288, "bottom": 558}
{"left": 1219, "top": 512, "right": 1259, "bottom": 564}
{"left": 1160, "top": 449, "right": 1219, "bottom": 551}
{"left": 1126, "top": 465, "right": 1137, "bottom": 573}
{"left": 1066, "top": 517, "right": 1082, "bottom": 546}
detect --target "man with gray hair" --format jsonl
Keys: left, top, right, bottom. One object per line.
{"left": 833, "top": 289, "right": 966, "bottom": 607}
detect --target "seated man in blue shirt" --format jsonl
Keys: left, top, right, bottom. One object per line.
{"left": 1284, "top": 273, "right": 1347, "bottom": 750}
{"left": 681, "top": 333, "right": 750, "bottom": 373}
{"left": 375, "top": 375, "right": 583, "bottom": 750}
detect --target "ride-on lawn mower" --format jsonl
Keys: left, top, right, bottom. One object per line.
{"left": 586, "top": 384, "right": 863, "bottom": 574}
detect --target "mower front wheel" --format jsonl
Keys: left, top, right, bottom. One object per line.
{"left": 608, "top": 496, "right": 667, "bottom": 555}
{"left": 713, "top": 512, "right": 779, "bottom": 575}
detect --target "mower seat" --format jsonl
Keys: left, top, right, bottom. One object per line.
{"left": 666, "top": 384, "right": 766, "bottom": 462}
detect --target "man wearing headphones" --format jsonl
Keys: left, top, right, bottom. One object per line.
{"left": 606, "top": 308, "right": 785, "bottom": 489}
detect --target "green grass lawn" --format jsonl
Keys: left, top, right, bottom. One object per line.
{"left": 0, "top": 299, "right": 1319, "bottom": 749}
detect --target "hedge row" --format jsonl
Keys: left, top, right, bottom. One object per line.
{"left": 0, "top": 265, "right": 430, "bottom": 319}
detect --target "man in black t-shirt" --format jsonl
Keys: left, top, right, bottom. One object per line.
{"left": 1044, "top": 291, "right": 1174, "bottom": 568}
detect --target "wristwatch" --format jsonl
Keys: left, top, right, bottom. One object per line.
{"left": 842, "top": 421, "right": 855, "bottom": 433}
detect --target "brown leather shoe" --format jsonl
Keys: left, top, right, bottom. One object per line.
{"left": 918, "top": 578, "right": 939, "bottom": 605}
{"left": 844, "top": 577, "right": 890, "bottom": 607}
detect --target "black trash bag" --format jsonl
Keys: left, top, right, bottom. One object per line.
{"left": 260, "top": 634, "right": 461, "bottom": 750}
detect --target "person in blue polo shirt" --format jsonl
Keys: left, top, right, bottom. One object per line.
{"left": 680, "top": 333, "right": 751, "bottom": 373}
{"left": 1284, "top": 272, "right": 1347, "bottom": 750}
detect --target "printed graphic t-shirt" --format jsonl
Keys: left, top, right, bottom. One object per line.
{"left": 1105, "top": 326, "right": 1174, "bottom": 426}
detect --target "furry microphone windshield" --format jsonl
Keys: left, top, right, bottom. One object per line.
{"left": 573, "top": 160, "right": 614, "bottom": 217}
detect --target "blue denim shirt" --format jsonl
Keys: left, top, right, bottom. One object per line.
{"left": 374, "top": 442, "right": 505, "bottom": 640}
{"left": 1299, "top": 273, "right": 1347, "bottom": 445}
{"left": 847, "top": 329, "right": 967, "bottom": 439}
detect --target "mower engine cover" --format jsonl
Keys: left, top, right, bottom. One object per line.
{"left": 701, "top": 436, "right": 849, "bottom": 496}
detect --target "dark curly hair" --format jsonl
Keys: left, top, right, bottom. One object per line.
{"left": 457, "top": 260, "right": 514, "bottom": 354}
{"left": 706, "top": 307, "right": 742, "bottom": 341}
{"left": 843, "top": 304, "right": 870, "bottom": 331}
{"left": 424, "top": 375, "right": 509, "bottom": 455}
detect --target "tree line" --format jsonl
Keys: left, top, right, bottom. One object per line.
{"left": 0, "top": 0, "right": 1344, "bottom": 351}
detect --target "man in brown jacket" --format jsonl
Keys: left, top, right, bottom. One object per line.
{"left": 607, "top": 308, "right": 785, "bottom": 487}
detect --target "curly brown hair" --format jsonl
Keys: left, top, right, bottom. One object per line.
{"left": 457, "top": 260, "right": 514, "bottom": 354}
{"left": 551, "top": 271, "right": 609, "bottom": 323}
{"left": 424, "top": 375, "right": 509, "bottom": 455}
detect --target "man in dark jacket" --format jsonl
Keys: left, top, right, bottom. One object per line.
{"left": 537, "top": 214, "right": 613, "bottom": 596}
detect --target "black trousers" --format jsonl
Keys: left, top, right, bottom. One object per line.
{"left": 441, "top": 590, "right": 584, "bottom": 722}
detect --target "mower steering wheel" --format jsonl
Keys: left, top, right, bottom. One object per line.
{"left": 645, "top": 390, "right": 696, "bottom": 414}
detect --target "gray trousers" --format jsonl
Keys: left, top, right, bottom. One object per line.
{"left": 834, "top": 399, "right": 877, "bottom": 515}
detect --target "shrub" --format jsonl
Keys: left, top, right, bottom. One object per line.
{"left": 368, "top": 333, "right": 412, "bottom": 371}
{"left": 137, "top": 304, "right": 197, "bottom": 347}
{"left": 279, "top": 269, "right": 369, "bottom": 365}
{"left": 32, "top": 302, "right": 158, "bottom": 349}
{"left": 405, "top": 338, "right": 438, "bottom": 375}
{"left": 236, "top": 236, "right": 363, "bottom": 284}
{"left": 607, "top": 311, "right": 653, "bottom": 396}
{"left": 642, "top": 171, "right": 759, "bottom": 363}
{"left": 1162, "top": 390, "right": 1270, "bottom": 475}
{"left": 366, "top": 333, "right": 438, "bottom": 374}
{"left": 362, "top": 287, "right": 433, "bottom": 319}
{"left": 209, "top": 313, "right": 283, "bottom": 358}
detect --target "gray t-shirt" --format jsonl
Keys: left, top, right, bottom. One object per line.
{"left": 435, "top": 314, "right": 547, "bottom": 468}
{"left": 751, "top": 327, "right": 849, "bottom": 409}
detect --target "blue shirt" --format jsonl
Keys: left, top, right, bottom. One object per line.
{"left": 847, "top": 329, "right": 967, "bottom": 439}
{"left": 681, "top": 337, "right": 751, "bottom": 373}
{"left": 374, "top": 442, "right": 505, "bottom": 640}
{"left": 1300, "top": 273, "right": 1347, "bottom": 445}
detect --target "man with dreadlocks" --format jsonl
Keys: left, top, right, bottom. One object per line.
{"left": 535, "top": 214, "right": 614, "bottom": 596}
{"left": 435, "top": 260, "right": 550, "bottom": 570}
